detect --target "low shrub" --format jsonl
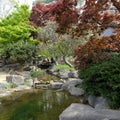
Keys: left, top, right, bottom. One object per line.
{"left": 30, "top": 70, "right": 45, "bottom": 78}
{"left": 1, "top": 41, "right": 38, "bottom": 64}
{"left": 79, "top": 55, "right": 120, "bottom": 109}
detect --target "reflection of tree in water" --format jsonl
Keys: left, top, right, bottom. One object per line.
{"left": 5, "top": 90, "right": 80, "bottom": 120}
{"left": 9, "top": 102, "right": 44, "bottom": 120}
{"left": 40, "top": 90, "right": 70, "bottom": 120}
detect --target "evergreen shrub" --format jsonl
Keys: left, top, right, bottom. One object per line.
{"left": 79, "top": 54, "right": 120, "bottom": 109}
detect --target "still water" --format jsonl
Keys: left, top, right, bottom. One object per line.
{"left": 0, "top": 90, "right": 80, "bottom": 120}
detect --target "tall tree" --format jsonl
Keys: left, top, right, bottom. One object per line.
{"left": 0, "top": 4, "right": 38, "bottom": 64}
{"left": 30, "top": 0, "right": 78, "bottom": 32}
{"left": 0, "top": 4, "right": 37, "bottom": 44}
{"left": 74, "top": 0, "right": 120, "bottom": 69}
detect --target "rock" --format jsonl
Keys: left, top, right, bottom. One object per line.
{"left": 59, "top": 79, "right": 66, "bottom": 83}
{"left": 2, "top": 67, "right": 10, "bottom": 72}
{"left": 14, "top": 85, "right": 31, "bottom": 92}
{"left": 46, "top": 65, "right": 56, "bottom": 74}
{"left": 68, "top": 70, "right": 78, "bottom": 78}
{"left": 61, "top": 78, "right": 82, "bottom": 91}
{"left": 50, "top": 81, "right": 63, "bottom": 90}
{"left": 59, "top": 103, "right": 120, "bottom": 120}
{"left": 88, "top": 95, "right": 109, "bottom": 109}
{"left": 3, "top": 63, "right": 20, "bottom": 69}
{"left": 6, "top": 75, "right": 24, "bottom": 85}
{"left": 23, "top": 66, "right": 31, "bottom": 71}
{"left": 21, "top": 71, "right": 30, "bottom": 78}
{"left": 61, "top": 78, "right": 83, "bottom": 96}
{"left": 37, "top": 62, "right": 53, "bottom": 69}
{"left": 68, "top": 86, "right": 84, "bottom": 96}
{"left": 24, "top": 79, "right": 33, "bottom": 86}
{"left": 0, "top": 83, "right": 6, "bottom": 93}
{"left": 58, "top": 69, "right": 70, "bottom": 79}
{"left": 35, "top": 84, "right": 49, "bottom": 89}
{"left": 52, "top": 71, "right": 58, "bottom": 76}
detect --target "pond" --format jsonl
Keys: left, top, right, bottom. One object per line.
{"left": 0, "top": 90, "right": 81, "bottom": 120}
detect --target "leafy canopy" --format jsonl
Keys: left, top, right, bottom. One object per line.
{"left": 0, "top": 4, "right": 37, "bottom": 44}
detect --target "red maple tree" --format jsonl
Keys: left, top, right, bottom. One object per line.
{"left": 30, "top": 0, "right": 78, "bottom": 32}
{"left": 74, "top": 0, "right": 120, "bottom": 69}
{"left": 30, "top": 0, "right": 120, "bottom": 69}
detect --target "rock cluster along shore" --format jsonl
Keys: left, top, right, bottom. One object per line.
{"left": 0, "top": 64, "right": 120, "bottom": 120}
{"left": 0, "top": 63, "right": 82, "bottom": 98}
{"left": 59, "top": 104, "right": 120, "bottom": 120}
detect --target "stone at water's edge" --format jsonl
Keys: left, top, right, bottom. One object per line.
{"left": 68, "top": 86, "right": 84, "bottom": 96}
{"left": 61, "top": 78, "right": 84, "bottom": 96}
{"left": 61, "top": 78, "right": 82, "bottom": 91}
{"left": 88, "top": 95, "right": 109, "bottom": 109}
{"left": 59, "top": 103, "right": 120, "bottom": 120}
{"left": 50, "top": 81, "right": 63, "bottom": 90}
{"left": 6, "top": 75, "right": 24, "bottom": 85}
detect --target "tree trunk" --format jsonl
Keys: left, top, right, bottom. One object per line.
{"left": 63, "top": 56, "right": 73, "bottom": 67}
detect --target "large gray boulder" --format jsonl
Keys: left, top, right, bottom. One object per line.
{"left": 88, "top": 95, "right": 109, "bottom": 109}
{"left": 61, "top": 78, "right": 84, "bottom": 96}
{"left": 61, "top": 78, "right": 82, "bottom": 90}
{"left": 59, "top": 103, "right": 120, "bottom": 120}
{"left": 6, "top": 75, "right": 24, "bottom": 85}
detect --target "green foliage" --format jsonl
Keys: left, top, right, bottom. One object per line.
{"left": 30, "top": 70, "right": 44, "bottom": 78}
{"left": 0, "top": 4, "right": 40, "bottom": 63}
{"left": 0, "top": 4, "right": 37, "bottom": 44}
{"left": 55, "top": 64, "right": 74, "bottom": 71}
{"left": 5, "top": 83, "right": 18, "bottom": 90}
{"left": 1, "top": 41, "right": 38, "bottom": 63}
{"left": 79, "top": 55, "right": 120, "bottom": 109}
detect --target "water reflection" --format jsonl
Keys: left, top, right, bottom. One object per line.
{"left": 0, "top": 90, "right": 81, "bottom": 120}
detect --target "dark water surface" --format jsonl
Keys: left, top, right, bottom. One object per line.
{"left": 0, "top": 90, "right": 80, "bottom": 120}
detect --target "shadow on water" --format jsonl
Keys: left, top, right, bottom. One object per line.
{"left": 0, "top": 90, "right": 81, "bottom": 120}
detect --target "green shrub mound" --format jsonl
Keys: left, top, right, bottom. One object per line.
{"left": 1, "top": 41, "right": 37, "bottom": 64}
{"left": 79, "top": 56, "right": 120, "bottom": 109}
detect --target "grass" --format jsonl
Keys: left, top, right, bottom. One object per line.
{"left": 55, "top": 64, "right": 74, "bottom": 71}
